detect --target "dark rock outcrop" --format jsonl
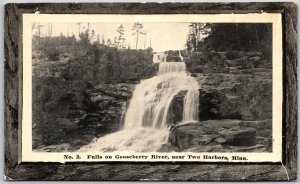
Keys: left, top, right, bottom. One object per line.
{"left": 32, "top": 80, "right": 135, "bottom": 151}
{"left": 198, "top": 70, "right": 272, "bottom": 121}
{"left": 167, "top": 69, "right": 272, "bottom": 122}
{"left": 78, "top": 83, "right": 135, "bottom": 133}
{"left": 166, "top": 55, "right": 182, "bottom": 62}
{"left": 185, "top": 50, "right": 271, "bottom": 74}
{"left": 167, "top": 119, "right": 271, "bottom": 152}
{"left": 167, "top": 90, "right": 187, "bottom": 124}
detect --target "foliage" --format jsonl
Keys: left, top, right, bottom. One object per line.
{"left": 186, "top": 23, "right": 212, "bottom": 52}
{"left": 205, "top": 24, "right": 272, "bottom": 52}
{"left": 132, "top": 22, "right": 146, "bottom": 49}
{"left": 107, "top": 38, "right": 112, "bottom": 46}
{"left": 186, "top": 23, "right": 272, "bottom": 55}
{"left": 33, "top": 34, "right": 77, "bottom": 50}
{"left": 116, "top": 24, "right": 126, "bottom": 48}
{"left": 90, "top": 29, "right": 96, "bottom": 43}
{"left": 43, "top": 46, "right": 61, "bottom": 61}
{"left": 78, "top": 30, "right": 90, "bottom": 46}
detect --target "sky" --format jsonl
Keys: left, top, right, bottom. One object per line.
{"left": 33, "top": 22, "right": 190, "bottom": 52}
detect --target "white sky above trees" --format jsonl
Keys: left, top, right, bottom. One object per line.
{"left": 33, "top": 22, "right": 190, "bottom": 52}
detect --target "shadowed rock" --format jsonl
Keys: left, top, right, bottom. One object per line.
{"left": 167, "top": 119, "right": 270, "bottom": 152}
{"left": 167, "top": 90, "right": 187, "bottom": 125}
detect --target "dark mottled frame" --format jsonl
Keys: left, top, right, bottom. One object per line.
{"left": 4, "top": 2, "right": 297, "bottom": 181}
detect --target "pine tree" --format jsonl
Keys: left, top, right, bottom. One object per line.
{"left": 117, "top": 24, "right": 125, "bottom": 48}
{"left": 132, "top": 22, "right": 146, "bottom": 49}
{"left": 96, "top": 34, "right": 100, "bottom": 44}
{"left": 186, "top": 23, "right": 212, "bottom": 52}
{"left": 102, "top": 35, "right": 105, "bottom": 45}
{"left": 90, "top": 29, "right": 95, "bottom": 43}
{"left": 107, "top": 38, "right": 112, "bottom": 46}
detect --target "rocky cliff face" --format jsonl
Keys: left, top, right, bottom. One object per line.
{"left": 33, "top": 79, "right": 136, "bottom": 152}
{"left": 165, "top": 50, "right": 272, "bottom": 152}
{"left": 199, "top": 70, "right": 272, "bottom": 121}
{"left": 78, "top": 83, "right": 135, "bottom": 133}
{"left": 33, "top": 44, "right": 153, "bottom": 151}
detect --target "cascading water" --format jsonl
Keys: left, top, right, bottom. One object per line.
{"left": 79, "top": 59, "right": 199, "bottom": 152}
{"left": 153, "top": 52, "right": 167, "bottom": 63}
{"left": 179, "top": 50, "right": 183, "bottom": 62}
{"left": 158, "top": 62, "right": 186, "bottom": 75}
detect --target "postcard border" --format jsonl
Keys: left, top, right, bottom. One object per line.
{"left": 4, "top": 2, "right": 297, "bottom": 181}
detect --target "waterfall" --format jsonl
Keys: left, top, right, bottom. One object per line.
{"left": 158, "top": 62, "right": 186, "bottom": 75}
{"left": 179, "top": 50, "right": 183, "bottom": 62}
{"left": 153, "top": 52, "right": 167, "bottom": 63}
{"left": 182, "top": 89, "right": 199, "bottom": 123}
{"left": 79, "top": 61, "right": 199, "bottom": 152}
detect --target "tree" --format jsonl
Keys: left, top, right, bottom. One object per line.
{"left": 47, "top": 23, "right": 53, "bottom": 37}
{"left": 117, "top": 24, "right": 125, "bottom": 48}
{"left": 204, "top": 23, "right": 271, "bottom": 52}
{"left": 132, "top": 22, "right": 146, "bottom": 49}
{"left": 114, "top": 37, "right": 119, "bottom": 47}
{"left": 102, "top": 35, "right": 105, "bottom": 45}
{"left": 96, "top": 34, "right": 100, "bottom": 44}
{"left": 78, "top": 30, "right": 90, "bottom": 45}
{"left": 90, "top": 29, "right": 95, "bottom": 43}
{"left": 186, "top": 23, "right": 212, "bottom": 52}
{"left": 32, "top": 23, "right": 44, "bottom": 46}
{"left": 107, "top": 38, "right": 112, "bottom": 46}
{"left": 77, "top": 23, "right": 82, "bottom": 36}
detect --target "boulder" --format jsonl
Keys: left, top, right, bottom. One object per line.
{"left": 167, "top": 90, "right": 187, "bottom": 124}
{"left": 169, "top": 123, "right": 204, "bottom": 151}
{"left": 168, "top": 119, "right": 269, "bottom": 152}
{"left": 219, "top": 127, "right": 256, "bottom": 146}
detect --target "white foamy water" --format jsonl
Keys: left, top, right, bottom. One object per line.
{"left": 183, "top": 89, "right": 199, "bottom": 123}
{"left": 79, "top": 128, "right": 170, "bottom": 152}
{"left": 79, "top": 61, "right": 199, "bottom": 152}
{"left": 158, "top": 62, "right": 186, "bottom": 75}
{"left": 153, "top": 52, "right": 167, "bottom": 63}
{"left": 179, "top": 50, "right": 183, "bottom": 61}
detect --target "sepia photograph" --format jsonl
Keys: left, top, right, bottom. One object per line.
{"left": 31, "top": 22, "right": 273, "bottom": 154}
{"left": 20, "top": 13, "right": 283, "bottom": 163}
{"left": 5, "top": 3, "right": 297, "bottom": 181}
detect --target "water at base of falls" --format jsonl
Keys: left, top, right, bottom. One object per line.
{"left": 79, "top": 127, "right": 170, "bottom": 152}
{"left": 79, "top": 61, "right": 199, "bottom": 152}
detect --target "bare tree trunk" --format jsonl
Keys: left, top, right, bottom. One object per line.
{"left": 38, "top": 23, "right": 41, "bottom": 46}
{"left": 136, "top": 31, "right": 139, "bottom": 49}
{"left": 32, "top": 22, "right": 36, "bottom": 30}
{"left": 78, "top": 23, "right": 81, "bottom": 36}
{"left": 50, "top": 23, "right": 52, "bottom": 37}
